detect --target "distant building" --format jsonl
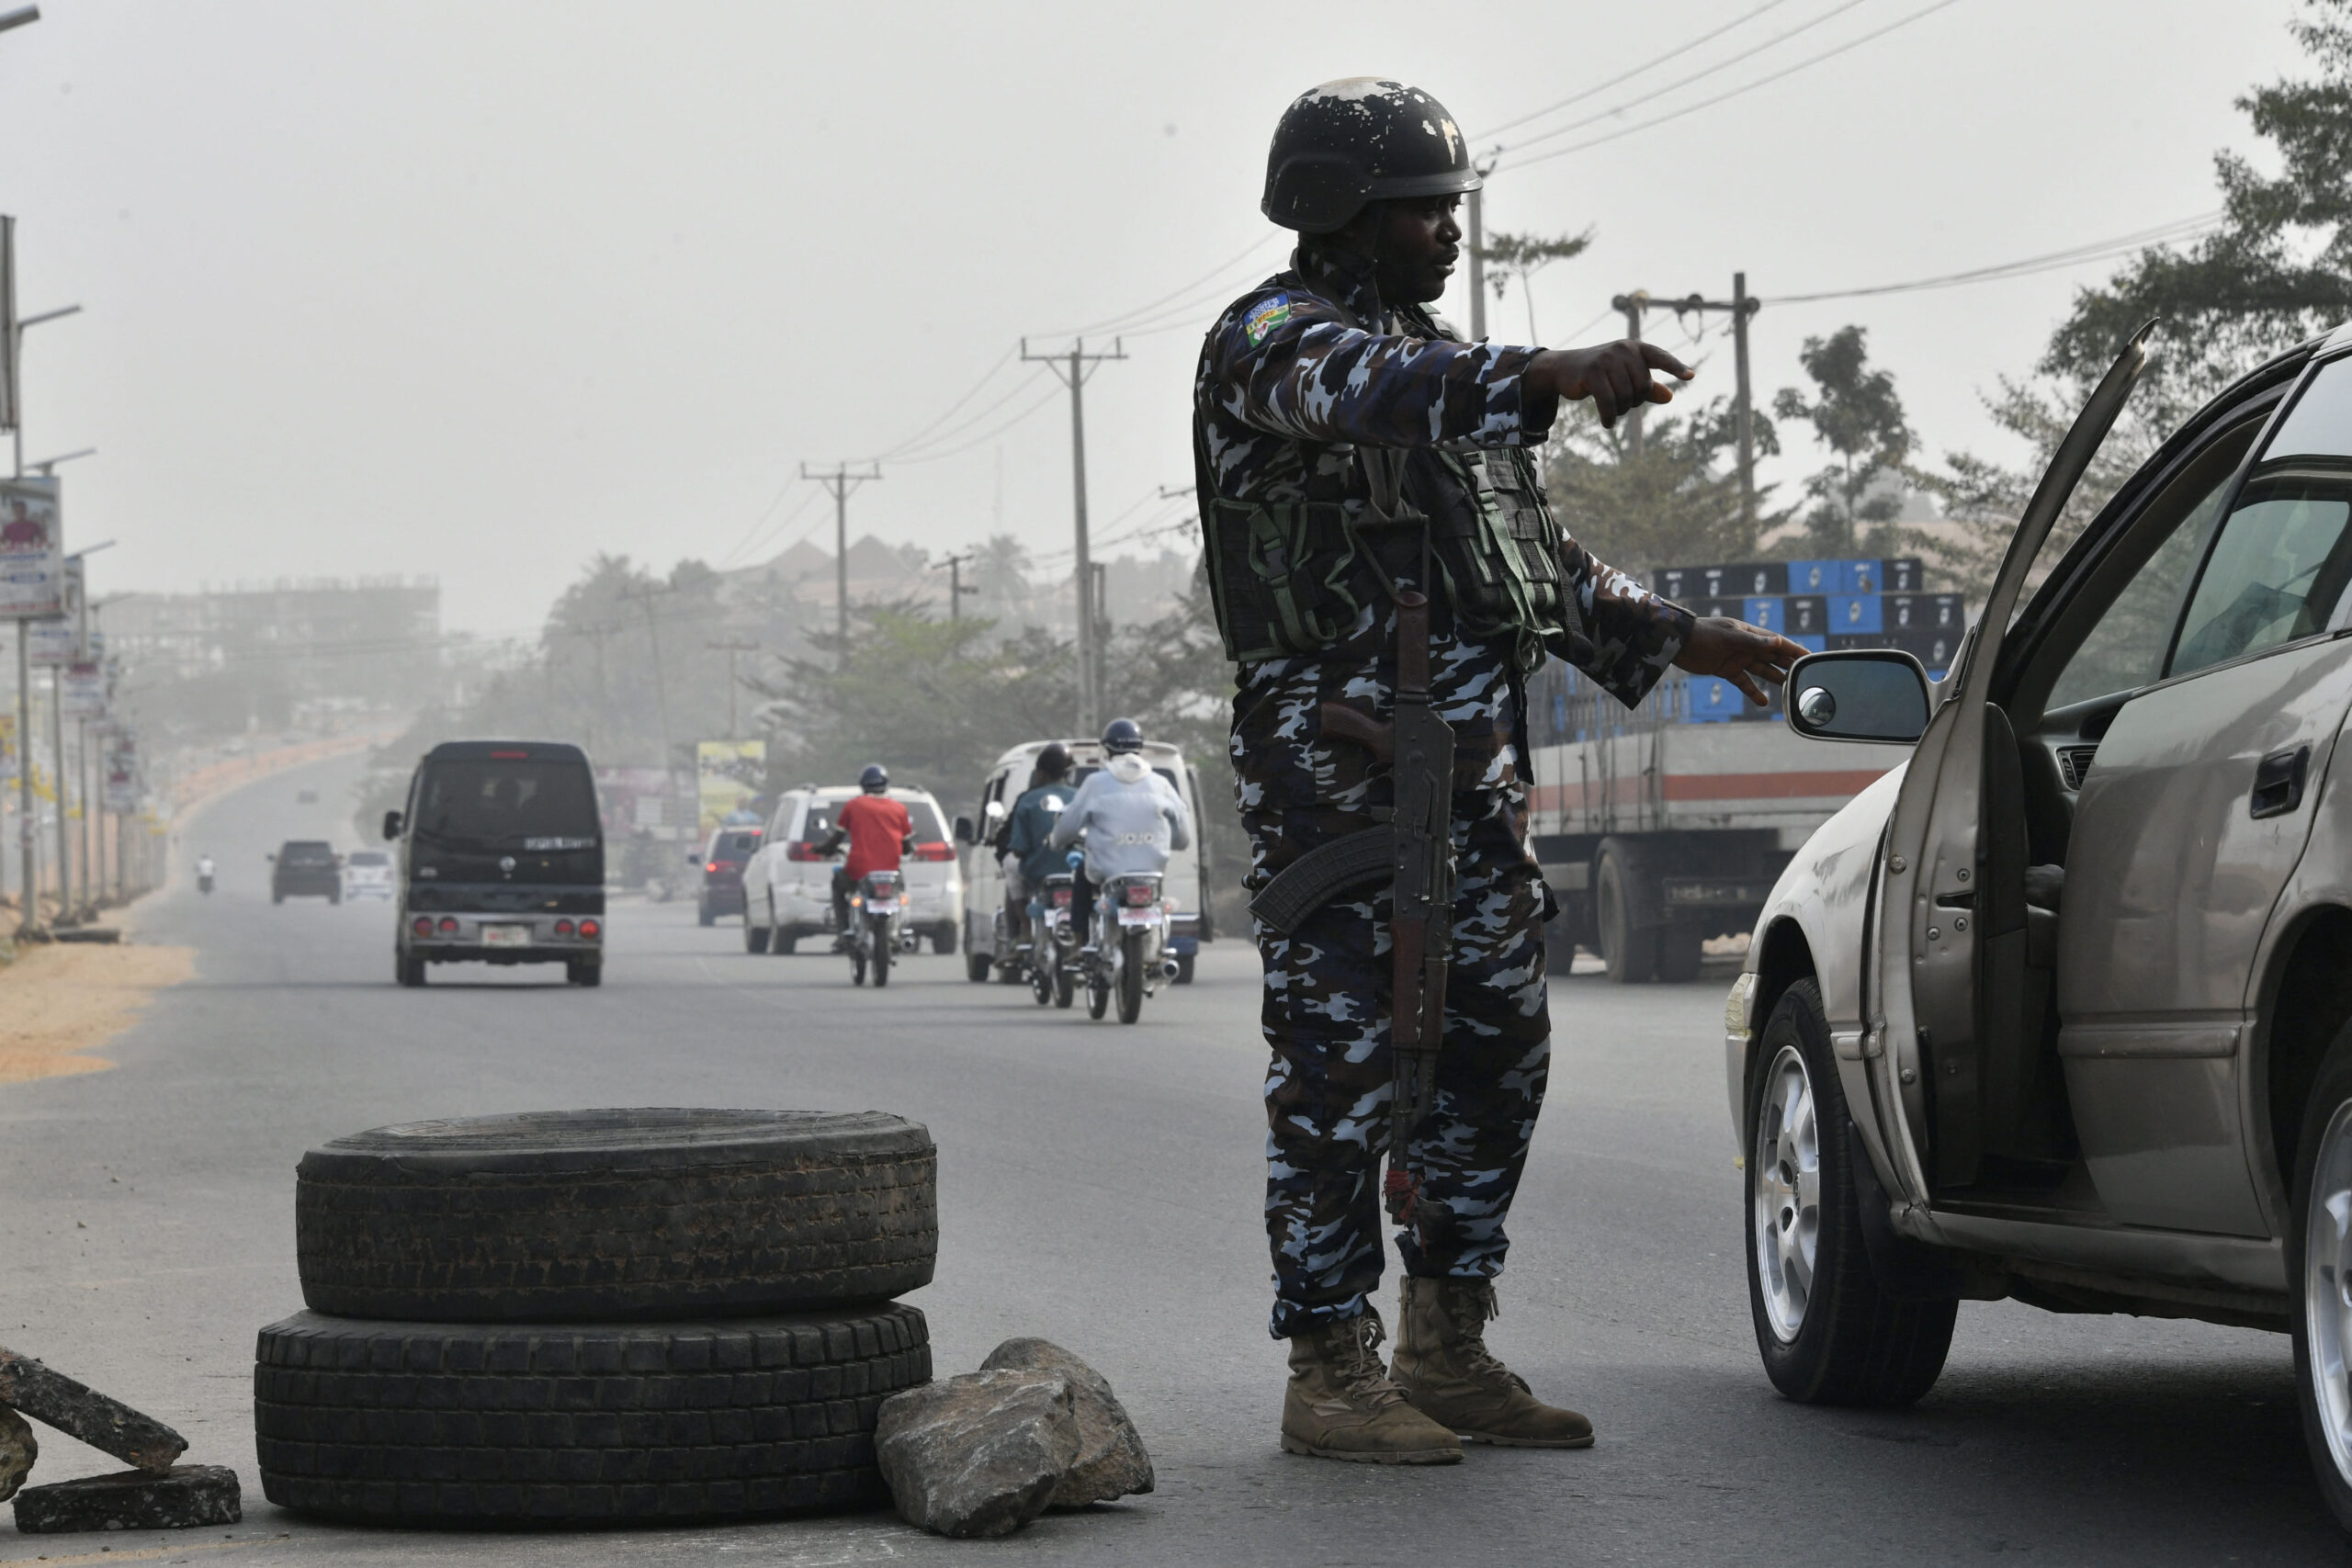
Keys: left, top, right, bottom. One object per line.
{"left": 104, "top": 576, "right": 444, "bottom": 709}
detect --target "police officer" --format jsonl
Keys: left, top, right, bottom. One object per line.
{"left": 1198, "top": 78, "right": 1804, "bottom": 1465}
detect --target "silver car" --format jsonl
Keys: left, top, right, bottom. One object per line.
{"left": 1728, "top": 321, "right": 2352, "bottom": 1536}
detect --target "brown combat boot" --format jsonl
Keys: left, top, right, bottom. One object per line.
{"left": 1390, "top": 1278, "right": 1595, "bottom": 1449}
{"left": 1280, "top": 1310, "right": 1463, "bottom": 1464}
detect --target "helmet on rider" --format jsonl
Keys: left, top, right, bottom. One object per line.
{"left": 1261, "top": 78, "right": 1479, "bottom": 235}
{"left": 1035, "top": 742, "right": 1072, "bottom": 781}
{"left": 858, "top": 763, "right": 888, "bottom": 794}
{"left": 1101, "top": 718, "right": 1144, "bottom": 756}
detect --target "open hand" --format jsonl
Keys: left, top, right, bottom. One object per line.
{"left": 1528, "top": 340, "right": 1694, "bottom": 428}
{"left": 1674, "top": 616, "right": 1809, "bottom": 705}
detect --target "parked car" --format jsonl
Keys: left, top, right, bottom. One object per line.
{"left": 269, "top": 840, "right": 341, "bottom": 905}
{"left": 953, "top": 739, "right": 1214, "bottom": 985}
{"left": 383, "top": 740, "right": 605, "bottom": 987}
{"left": 693, "top": 825, "right": 763, "bottom": 926}
{"left": 741, "top": 784, "right": 959, "bottom": 955}
{"left": 343, "top": 849, "right": 394, "bottom": 900}
{"left": 1725, "top": 322, "right": 2352, "bottom": 1537}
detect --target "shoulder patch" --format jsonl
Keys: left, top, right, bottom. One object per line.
{"left": 1243, "top": 294, "right": 1294, "bottom": 347}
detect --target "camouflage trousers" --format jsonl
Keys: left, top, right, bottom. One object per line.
{"left": 1233, "top": 644, "right": 1551, "bottom": 1341}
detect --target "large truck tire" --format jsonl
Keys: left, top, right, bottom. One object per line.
{"left": 1595, "top": 848, "right": 1658, "bottom": 985}
{"left": 254, "top": 1303, "right": 929, "bottom": 1527}
{"left": 295, "top": 1110, "right": 937, "bottom": 1323}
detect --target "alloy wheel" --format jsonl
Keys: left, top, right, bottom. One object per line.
{"left": 1753, "top": 1041, "right": 1822, "bottom": 1344}
{"left": 2307, "top": 1099, "right": 2352, "bottom": 1485}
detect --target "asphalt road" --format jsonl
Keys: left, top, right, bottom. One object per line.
{"left": 0, "top": 750, "right": 2340, "bottom": 1565}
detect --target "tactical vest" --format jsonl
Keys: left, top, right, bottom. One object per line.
{"left": 1203, "top": 439, "right": 1584, "bottom": 673}
{"left": 1200, "top": 291, "right": 1585, "bottom": 673}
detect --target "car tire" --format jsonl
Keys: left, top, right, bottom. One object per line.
{"left": 329, "top": 890, "right": 341, "bottom": 907}
{"left": 295, "top": 1109, "right": 938, "bottom": 1323}
{"left": 1595, "top": 850, "right": 1657, "bottom": 985}
{"left": 567, "top": 959, "right": 601, "bottom": 987}
{"left": 745, "top": 919, "right": 771, "bottom": 955}
{"left": 273, "top": 891, "right": 285, "bottom": 906}
{"left": 698, "top": 901, "right": 716, "bottom": 928}
{"left": 2289, "top": 1019, "right": 2352, "bottom": 1536}
{"left": 254, "top": 1303, "right": 929, "bottom": 1527}
{"left": 775, "top": 932, "right": 797, "bottom": 955}
{"left": 932, "top": 929, "right": 955, "bottom": 956}
{"left": 1175, "top": 952, "right": 1195, "bottom": 985}
{"left": 394, "top": 951, "right": 424, "bottom": 988}
{"left": 1746, "top": 978, "right": 1954, "bottom": 1406}
{"left": 967, "top": 951, "right": 991, "bottom": 983}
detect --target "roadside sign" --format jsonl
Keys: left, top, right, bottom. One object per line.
{"left": 696, "top": 739, "right": 765, "bottom": 838}
{"left": 102, "top": 732, "right": 136, "bottom": 812}
{"left": 0, "top": 475, "right": 62, "bottom": 620}
{"left": 61, "top": 660, "right": 105, "bottom": 719}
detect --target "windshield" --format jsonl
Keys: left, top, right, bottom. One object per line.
{"left": 414, "top": 760, "right": 600, "bottom": 851}
{"left": 280, "top": 841, "right": 334, "bottom": 865}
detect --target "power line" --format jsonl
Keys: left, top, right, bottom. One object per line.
{"left": 1477, "top": 0, "right": 1800, "bottom": 141}
{"left": 1493, "top": 0, "right": 1875, "bottom": 158}
{"left": 1506, "top": 0, "right": 1968, "bottom": 172}
{"left": 1771, "top": 211, "right": 2223, "bottom": 302}
{"left": 1044, "top": 231, "right": 1287, "bottom": 339}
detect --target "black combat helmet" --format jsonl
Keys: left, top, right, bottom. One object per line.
{"left": 1261, "top": 78, "right": 1479, "bottom": 235}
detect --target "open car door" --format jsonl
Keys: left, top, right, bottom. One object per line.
{"left": 1868, "top": 328, "right": 2154, "bottom": 1202}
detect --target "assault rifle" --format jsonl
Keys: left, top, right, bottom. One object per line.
{"left": 1249, "top": 589, "right": 1454, "bottom": 1222}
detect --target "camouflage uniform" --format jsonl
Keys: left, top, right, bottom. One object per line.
{"left": 1194, "top": 245, "right": 1692, "bottom": 1339}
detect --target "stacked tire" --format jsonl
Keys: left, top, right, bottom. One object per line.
{"left": 255, "top": 1109, "right": 937, "bottom": 1529}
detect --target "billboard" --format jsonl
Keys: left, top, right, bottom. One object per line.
{"left": 102, "top": 732, "right": 136, "bottom": 812}
{"left": 696, "top": 739, "right": 765, "bottom": 838}
{"left": 61, "top": 660, "right": 106, "bottom": 720}
{"left": 0, "top": 475, "right": 62, "bottom": 620}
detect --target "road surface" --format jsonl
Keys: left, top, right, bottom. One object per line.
{"left": 0, "top": 751, "right": 2334, "bottom": 1563}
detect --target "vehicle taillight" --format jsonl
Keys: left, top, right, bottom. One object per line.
{"left": 707, "top": 862, "right": 720, "bottom": 874}
{"left": 554, "top": 919, "right": 575, "bottom": 936}
{"left": 785, "top": 842, "right": 820, "bottom": 862}
{"left": 1052, "top": 888, "right": 1072, "bottom": 908}
{"left": 1124, "top": 883, "right": 1156, "bottom": 907}
{"left": 411, "top": 916, "right": 431, "bottom": 936}
{"left": 579, "top": 919, "right": 601, "bottom": 941}
{"left": 436, "top": 917, "right": 458, "bottom": 934}
{"left": 913, "top": 841, "right": 954, "bottom": 862}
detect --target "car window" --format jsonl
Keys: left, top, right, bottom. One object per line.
{"left": 347, "top": 852, "right": 388, "bottom": 867}
{"left": 2171, "top": 355, "right": 2352, "bottom": 679}
{"left": 799, "top": 797, "right": 946, "bottom": 841}
{"left": 415, "top": 760, "right": 600, "bottom": 850}
{"left": 720, "top": 831, "right": 761, "bottom": 858}
{"left": 2043, "top": 435, "right": 2247, "bottom": 711}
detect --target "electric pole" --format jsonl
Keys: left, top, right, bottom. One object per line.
{"left": 620, "top": 581, "right": 677, "bottom": 834}
{"left": 1464, "top": 153, "right": 1498, "bottom": 342}
{"left": 1643, "top": 276, "right": 1763, "bottom": 534}
{"left": 1021, "top": 337, "right": 1126, "bottom": 734}
{"left": 706, "top": 637, "right": 759, "bottom": 737}
{"left": 937, "top": 551, "right": 978, "bottom": 622}
{"left": 1608, "top": 291, "right": 1653, "bottom": 457}
{"left": 799, "top": 461, "right": 881, "bottom": 671}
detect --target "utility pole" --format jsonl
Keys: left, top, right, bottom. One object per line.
{"left": 1021, "top": 337, "right": 1126, "bottom": 734}
{"left": 1644, "top": 276, "right": 1764, "bottom": 534}
{"left": 620, "top": 582, "right": 677, "bottom": 834}
{"left": 799, "top": 462, "right": 881, "bottom": 671}
{"left": 937, "top": 551, "right": 978, "bottom": 622}
{"left": 706, "top": 637, "right": 759, "bottom": 737}
{"left": 1464, "top": 153, "right": 1498, "bottom": 342}
{"left": 1608, "top": 291, "right": 1653, "bottom": 457}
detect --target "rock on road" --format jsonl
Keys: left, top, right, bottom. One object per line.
{"left": 0, "top": 751, "right": 2335, "bottom": 1564}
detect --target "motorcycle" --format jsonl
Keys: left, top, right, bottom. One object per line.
{"left": 843, "top": 867, "right": 912, "bottom": 987}
{"left": 1030, "top": 869, "right": 1077, "bottom": 1009}
{"left": 197, "top": 861, "right": 215, "bottom": 896}
{"left": 1080, "top": 869, "right": 1179, "bottom": 1024}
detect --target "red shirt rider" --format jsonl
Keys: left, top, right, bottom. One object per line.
{"left": 835, "top": 792, "right": 911, "bottom": 878}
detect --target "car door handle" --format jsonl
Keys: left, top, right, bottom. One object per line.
{"left": 2251, "top": 744, "right": 2312, "bottom": 820}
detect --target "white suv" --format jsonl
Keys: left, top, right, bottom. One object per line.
{"left": 741, "top": 784, "right": 961, "bottom": 955}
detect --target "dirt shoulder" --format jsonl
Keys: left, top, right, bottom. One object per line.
{"left": 0, "top": 942, "right": 196, "bottom": 1086}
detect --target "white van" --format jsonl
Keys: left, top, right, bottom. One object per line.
{"left": 953, "top": 739, "right": 1216, "bottom": 984}
{"left": 741, "top": 784, "right": 961, "bottom": 955}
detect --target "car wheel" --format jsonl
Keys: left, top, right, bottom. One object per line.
{"left": 933, "top": 928, "right": 956, "bottom": 956}
{"left": 294, "top": 1108, "right": 938, "bottom": 1321}
{"left": 967, "top": 950, "right": 991, "bottom": 983}
{"left": 745, "top": 918, "right": 770, "bottom": 955}
{"left": 698, "top": 901, "right": 715, "bottom": 927}
{"left": 273, "top": 890, "right": 285, "bottom": 906}
{"left": 566, "top": 959, "right": 601, "bottom": 987}
{"left": 1175, "top": 951, "right": 1196, "bottom": 985}
{"left": 394, "top": 950, "right": 424, "bottom": 988}
{"left": 1747, "top": 978, "right": 1955, "bottom": 1406}
{"left": 775, "top": 932, "right": 797, "bottom": 955}
{"left": 1595, "top": 850, "right": 1657, "bottom": 985}
{"left": 254, "top": 1303, "right": 928, "bottom": 1526}
{"left": 2290, "top": 1020, "right": 2352, "bottom": 1535}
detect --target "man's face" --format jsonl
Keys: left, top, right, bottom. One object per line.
{"left": 1371, "top": 195, "right": 1462, "bottom": 305}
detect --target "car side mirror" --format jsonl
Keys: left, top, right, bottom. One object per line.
{"left": 1786, "top": 650, "right": 1931, "bottom": 744}
{"left": 382, "top": 810, "right": 402, "bottom": 840}
{"left": 954, "top": 816, "right": 975, "bottom": 844}
{"left": 983, "top": 798, "right": 1008, "bottom": 823}
{"left": 687, "top": 849, "right": 702, "bottom": 864}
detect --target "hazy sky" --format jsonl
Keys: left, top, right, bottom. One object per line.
{"left": 0, "top": 1, "right": 2312, "bottom": 635}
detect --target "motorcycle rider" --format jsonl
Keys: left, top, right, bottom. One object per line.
{"left": 822, "top": 764, "right": 914, "bottom": 947}
{"left": 1001, "top": 743, "right": 1076, "bottom": 943}
{"left": 196, "top": 853, "right": 216, "bottom": 892}
{"left": 1048, "top": 719, "right": 1193, "bottom": 953}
